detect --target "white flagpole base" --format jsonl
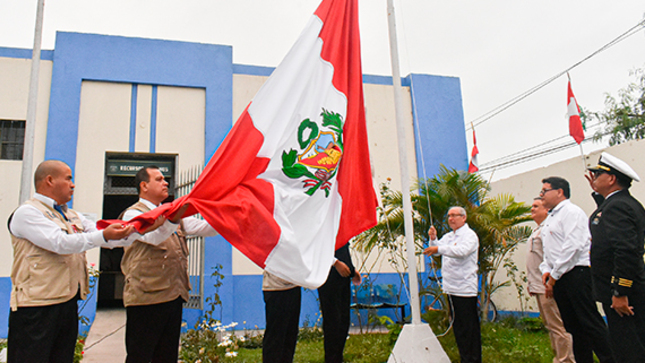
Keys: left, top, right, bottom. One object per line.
{"left": 387, "top": 324, "right": 451, "bottom": 363}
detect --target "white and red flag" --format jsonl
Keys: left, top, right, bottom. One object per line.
{"left": 99, "top": 0, "right": 377, "bottom": 289}
{"left": 567, "top": 78, "right": 585, "bottom": 144}
{"left": 468, "top": 124, "right": 479, "bottom": 173}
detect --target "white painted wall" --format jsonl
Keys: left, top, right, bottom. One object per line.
{"left": 134, "top": 84, "right": 152, "bottom": 153}
{"left": 0, "top": 57, "right": 52, "bottom": 276}
{"left": 364, "top": 82, "right": 417, "bottom": 191}
{"left": 0, "top": 162, "right": 25, "bottom": 276}
{"left": 490, "top": 138, "right": 645, "bottom": 313}
{"left": 155, "top": 85, "right": 205, "bottom": 171}
{"left": 75, "top": 81, "right": 132, "bottom": 265}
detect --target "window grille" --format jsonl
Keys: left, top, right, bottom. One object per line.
{"left": 0, "top": 120, "right": 25, "bottom": 160}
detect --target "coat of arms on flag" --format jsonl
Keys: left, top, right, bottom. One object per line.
{"left": 282, "top": 109, "right": 344, "bottom": 197}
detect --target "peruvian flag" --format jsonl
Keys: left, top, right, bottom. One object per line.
{"left": 567, "top": 78, "right": 585, "bottom": 144}
{"left": 99, "top": 0, "right": 377, "bottom": 289}
{"left": 468, "top": 124, "right": 479, "bottom": 173}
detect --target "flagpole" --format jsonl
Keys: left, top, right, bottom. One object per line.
{"left": 386, "top": 0, "right": 421, "bottom": 327}
{"left": 385, "top": 1, "right": 450, "bottom": 361}
{"left": 19, "top": 0, "right": 45, "bottom": 204}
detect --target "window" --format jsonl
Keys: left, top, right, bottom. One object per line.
{"left": 0, "top": 120, "right": 25, "bottom": 160}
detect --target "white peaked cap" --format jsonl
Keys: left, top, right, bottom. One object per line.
{"left": 588, "top": 152, "right": 640, "bottom": 182}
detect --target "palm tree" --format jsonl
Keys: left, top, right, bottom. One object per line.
{"left": 474, "top": 193, "right": 532, "bottom": 319}
{"left": 354, "top": 166, "right": 532, "bottom": 320}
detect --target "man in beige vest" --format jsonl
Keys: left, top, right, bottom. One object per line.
{"left": 121, "top": 165, "right": 218, "bottom": 363}
{"left": 7, "top": 160, "right": 140, "bottom": 363}
{"left": 526, "top": 197, "right": 575, "bottom": 363}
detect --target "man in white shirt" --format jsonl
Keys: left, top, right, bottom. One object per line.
{"left": 539, "top": 176, "right": 614, "bottom": 363}
{"left": 7, "top": 160, "right": 143, "bottom": 363}
{"left": 120, "top": 165, "right": 218, "bottom": 363}
{"left": 424, "top": 206, "right": 480, "bottom": 363}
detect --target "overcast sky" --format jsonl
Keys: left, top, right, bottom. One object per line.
{"left": 1, "top": 0, "right": 644, "bottom": 181}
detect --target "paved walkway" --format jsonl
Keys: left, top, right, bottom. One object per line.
{"left": 82, "top": 308, "right": 127, "bottom": 363}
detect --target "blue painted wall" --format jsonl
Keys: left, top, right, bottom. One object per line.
{"left": 0, "top": 32, "right": 468, "bottom": 337}
{"left": 0, "top": 47, "right": 54, "bottom": 60}
{"left": 0, "top": 278, "right": 10, "bottom": 337}
{"left": 409, "top": 73, "right": 468, "bottom": 179}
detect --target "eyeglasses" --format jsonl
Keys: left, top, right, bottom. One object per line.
{"left": 591, "top": 170, "right": 607, "bottom": 177}
{"left": 447, "top": 213, "right": 465, "bottom": 218}
{"left": 539, "top": 188, "right": 556, "bottom": 196}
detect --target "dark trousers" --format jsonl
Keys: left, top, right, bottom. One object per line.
{"left": 263, "top": 287, "right": 301, "bottom": 363}
{"left": 318, "top": 271, "right": 351, "bottom": 363}
{"left": 125, "top": 297, "right": 184, "bottom": 363}
{"left": 8, "top": 296, "right": 79, "bottom": 363}
{"left": 553, "top": 266, "right": 614, "bottom": 363}
{"left": 602, "top": 288, "right": 645, "bottom": 363}
{"left": 449, "top": 295, "right": 481, "bottom": 363}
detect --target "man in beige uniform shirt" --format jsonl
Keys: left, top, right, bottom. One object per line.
{"left": 7, "top": 160, "right": 139, "bottom": 363}
{"left": 526, "top": 197, "right": 575, "bottom": 363}
{"left": 120, "top": 165, "right": 218, "bottom": 363}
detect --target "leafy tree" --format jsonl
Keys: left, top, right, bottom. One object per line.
{"left": 354, "top": 166, "right": 532, "bottom": 320}
{"left": 592, "top": 66, "right": 645, "bottom": 145}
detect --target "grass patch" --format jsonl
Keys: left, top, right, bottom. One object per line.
{"left": 211, "top": 333, "right": 392, "bottom": 363}
{"left": 180, "top": 316, "right": 556, "bottom": 362}
{"left": 421, "top": 318, "right": 553, "bottom": 363}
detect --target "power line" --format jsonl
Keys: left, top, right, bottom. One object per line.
{"left": 482, "top": 119, "right": 604, "bottom": 165}
{"left": 479, "top": 140, "right": 577, "bottom": 172}
{"left": 478, "top": 127, "right": 612, "bottom": 173}
{"left": 466, "top": 18, "right": 645, "bottom": 132}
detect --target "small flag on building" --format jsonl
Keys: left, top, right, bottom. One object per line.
{"left": 468, "top": 124, "right": 479, "bottom": 173}
{"left": 567, "top": 76, "right": 585, "bottom": 144}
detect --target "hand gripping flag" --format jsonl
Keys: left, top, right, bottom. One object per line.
{"left": 98, "top": 0, "right": 377, "bottom": 289}
{"left": 468, "top": 124, "right": 479, "bottom": 173}
{"left": 567, "top": 78, "right": 585, "bottom": 144}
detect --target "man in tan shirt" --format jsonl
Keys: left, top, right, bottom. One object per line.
{"left": 526, "top": 197, "right": 575, "bottom": 363}
{"left": 7, "top": 160, "right": 138, "bottom": 363}
{"left": 120, "top": 165, "right": 218, "bottom": 363}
